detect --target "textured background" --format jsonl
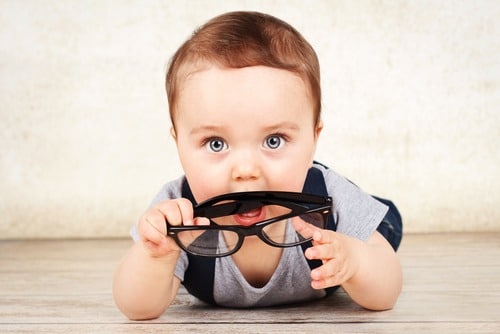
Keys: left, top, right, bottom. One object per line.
{"left": 1, "top": 0, "right": 499, "bottom": 239}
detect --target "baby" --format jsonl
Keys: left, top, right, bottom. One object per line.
{"left": 113, "top": 11, "right": 402, "bottom": 320}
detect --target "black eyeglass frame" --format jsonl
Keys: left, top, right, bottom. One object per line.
{"left": 166, "top": 191, "right": 333, "bottom": 257}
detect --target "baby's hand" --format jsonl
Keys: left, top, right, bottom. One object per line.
{"left": 304, "top": 229, "right": 361, "bottom": 290}
{"left": 137, "top": 198, "right": 200, "bottom": 258}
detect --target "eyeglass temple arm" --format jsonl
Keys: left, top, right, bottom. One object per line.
{"left": 194, "top": 199, "right": 315, "bottom": 219}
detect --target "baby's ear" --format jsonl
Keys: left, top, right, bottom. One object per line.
{"left": 170, "top": 127, "right": 177, "bottom": 140}
{"left": 315, "top": 120, "right": 323, "bottom": 140}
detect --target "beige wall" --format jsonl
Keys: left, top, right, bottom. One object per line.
{"left": 1, "top": 0, "right": 499, "bottom": 239}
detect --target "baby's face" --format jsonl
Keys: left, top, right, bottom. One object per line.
{"left": 173, "top": 65, "right": 322, "bottom": 203}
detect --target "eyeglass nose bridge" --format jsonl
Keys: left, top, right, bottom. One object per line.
{"left": 207, "top": 220, "right": 291, "bottom": 256}
{"left": 216, "top": 223, "right": 266, "bottom": 256}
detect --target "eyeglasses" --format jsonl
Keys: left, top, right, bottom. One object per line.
{"left": 167, "top": 191, "right": 332, "bottom": 257}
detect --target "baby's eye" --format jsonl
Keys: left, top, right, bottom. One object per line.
{"left": 264, "top": 135, "right": 284, "bottom": 150}
{"left": 205, "top": 138, "right": 227, "bottom": 153}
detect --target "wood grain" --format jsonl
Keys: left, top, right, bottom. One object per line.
{"left": 1, "top": 233, "right": 499, "bottom": 333}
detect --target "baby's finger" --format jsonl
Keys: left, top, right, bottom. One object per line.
{"left": 311, "top": 260, "right": 345, "bottom": 289}
{"left": 193, "top": 217, "right": 210, "bottom": 226}
{"left": 305, "top": 242, "right": 336, "bottom": 261}
{"left": 156, "top": 198, "right": 194, "bottom": 226}
{"left": 138, "top": 211, "right": 167, "bottom": 243}
{"left": 291, "top": 216, "right": 321, "bottom": 240}
{"left": 310, "top": 258, "right": 337, "bottom": 281}
{"left": 311, "top": 228, "right": 336, "bottom": 245}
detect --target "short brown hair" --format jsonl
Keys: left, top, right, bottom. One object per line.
{"left": 166, "top": 11, "right": 321, "bottom": 129}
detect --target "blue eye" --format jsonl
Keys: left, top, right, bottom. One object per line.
{"left": 265, "top": 135, "right": 283, "bottom": 149}
{"left": 206, "top": 138, "right": 227, "bottom": 152}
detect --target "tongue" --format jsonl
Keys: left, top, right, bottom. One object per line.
{"left": 234, "top": 207, "right": 264, "bottom": 226}
{"left": 240, "top": 209, "right": 261, "bottom": 217}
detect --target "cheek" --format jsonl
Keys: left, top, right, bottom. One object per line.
{"left": 277, "top": 148, "right": 316, "bottom": 191}
{"left": 182, "top": 162, "right": 228, "bottom": 203}
{"left": 265, "top": 160, "right": 312, "bottom": 192}
{"left": 185, "top": 175, "right": 212, "bottom": 203}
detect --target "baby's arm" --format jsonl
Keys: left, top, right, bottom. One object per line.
{"left": 113, "top": 198, "right": 194, "bottom": 320}
{"left": 305, "top": 230, "right": 402, "bottom": 310}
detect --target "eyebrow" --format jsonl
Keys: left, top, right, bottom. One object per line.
{"left": 189, "top": 122, "right": 300, "bottom": 136}
{"left": 262, "top": 122, "right": 300, "bottom": 132}
{"left": 189, "top": 125, "right": 224, "bottom": 136}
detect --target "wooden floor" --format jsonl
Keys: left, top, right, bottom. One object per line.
{"left": 0, "top": 233, "right": 499, "bottom": 333}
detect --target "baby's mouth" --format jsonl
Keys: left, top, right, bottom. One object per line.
{"left": 233, "top": 207, "right": 265, "bottom": 226}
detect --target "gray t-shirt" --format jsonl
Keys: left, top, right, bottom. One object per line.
{"left": 131, "top": 164, "right": 388, "bottom": 307}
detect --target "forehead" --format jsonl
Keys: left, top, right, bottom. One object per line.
{"left": 176, "top": 64, "right": 313, "bottom": 118}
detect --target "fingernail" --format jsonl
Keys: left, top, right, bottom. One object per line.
{"left": 312, "top": 269, "right": 321, "bottom": 280}
{"left": 305, "top": 249, "right": 314, "bottom": 259}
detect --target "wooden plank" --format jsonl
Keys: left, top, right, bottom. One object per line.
{"left": 0, "top": 278, "right": 498, "bottom": 324}
{"left": 0, "top": 233, "right": 499, "bottom": 334}
{"left": 0, "top": 323, "right": 499, "bottom": 334}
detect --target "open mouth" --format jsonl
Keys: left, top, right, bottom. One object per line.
{"left": 233, "top": 207, "right": 266, "bottom": 227}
